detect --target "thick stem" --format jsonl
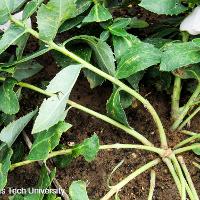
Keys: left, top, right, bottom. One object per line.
{"left": 171, "top": 76, "right": 182, "bottom": 121}
{"left": 10, "top": 16, "right": 167, "bottom": 149}
{"left": 163, "top": 158, "right": 195, "bottom": 200}
{"left": 148, "top": 170, "right": 156, "bottom": 200}
{"left": 178, "top": 156, "right": 199, "bottom": 200}
{"left": 10, "top": 144, "right": 162, "bottom": 170}
{"left": 170, "top": 155, "right": 186, "bottom": 200}
{"left": 174, "top": 134, "right": 200, "bottom": 149}
{"left": 178, "top": 106, "right": 200, "bottom": 131}
{"left": 100, "top": 159, "right": 160, "bottom": 200}
{"left": 171, "top": 84, "right": 200, "bottom": 131}
{"left": 163, "top": 158, "right": 182, "bottom": 195}
{"left": 0, "top": 77, "right": 153, "bottom": 146}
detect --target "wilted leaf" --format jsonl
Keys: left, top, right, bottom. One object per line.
{"left": 0, "top": 110, "right": 37, "bottom": 147}
{"left": 69, "top": 181, "right": 89, "bottom": 200}
{"left": 28, "top": 122, "right": 72, "bottom": 160}
{"left": 174, "top": 65, "right": 200, "bottom": 81}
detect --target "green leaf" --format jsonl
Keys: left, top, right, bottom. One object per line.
{"left": 0, "top": 0, "right": 26, "bottom": 24}
{"left": 53, "top": 45, "right": 103, "bottom": 89}
{"left": 139, "top": 0, "right": 187, "bottom": 15}
{"left": 73, "top": 0, "right": 92, "bottom": 18}
{"left": 65, "top": 35, "right": 116, "bottom": 75}
{"left": 11, "top": 142, "right": 25, "bottom": 163}
{"left": 0, "top": 110, "right": 37, "bottom": 147}
{"left": 32, "top": 65, "right": 81, "bottom": 134}
{"left": 73, "top": 134, "right": 99, "bottom": 161}
{"left": 174, "top": 65, "right": 200, "bottom": 82}
{"left": 28, "top": 122, "right": 72, "bottom": 161}
{"left": 84, "top": 69, "right": 104, "bottom": 89}
{"left": 112, "top": 34, "right": 141, "bottom": 60}
{"left": 126, "top": 71, "right": 145, "bottom": 91}
{"left": 193, "top": 143, "right": 200, "bottom": 155}
{"left": 83, "top": 3, "right": 112, "bottom": 23}
{"left": 23, "top": 0, "right": 45, "bottom": 20}
{"left": 15, "top": 33, "right": 30, "bottom": 60}
{"left": 145, "top": 38, "right": 172, "bottom": 48}
{"left": 100, "top": 30, "right": 110, "bottom": 41}
{"left": 116, "top": 42, "right": 161, "bottom": 79}
{"left": 59, "top": 16, "right": 84, "bottom": 33}
{"left": 54, "top": 134, "right": 99, "bottom": 168}
{"left": 0, "top": 48, "right": 50, "bottom": 70}
{"left": 106, "top": 88, "right": 129, "bottom": 126}
{"left": 128, "top": 17, "right": 149, "bottom": 29}
{"left": 0, "top": 25, "right": 25, "bottom": 55}
{"left": 160, "top": 42, "right": 200, "bottom": 71}
{"left": 108, "top": 18, "right": 131, "bottom": 37}
{"left": 13, "top": 61, "right": 44, "bottom": 81}
{"left": 0, "top": 144, "right": 13, "bottom": 190}
{"left": 69, "top": 181, "right": 89, "bottom": 200}
{"left": 0, "top": 78, "right": 19, "bottom": 115}
{"left": 37, "top": 0, "right": 76, "bottom": 41}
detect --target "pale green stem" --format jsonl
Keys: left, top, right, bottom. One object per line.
{"left": 174, "top": 134, "right": 200, "bottom": 149}
{"left": 10, "top": 144, "right": 162, "bottom": 171}
{"left": 193, "top": 162, "right": 200, "bottom": 170}
{"left": 178, "top": 156, "right": 199, "bottom": 200}
{"left": 171, "top": 84, "right": 200, "bottom": 131}
{"left": 0, "top": 77, "right": 153, "bottom": 146}
{"left": 170, "top": 154, "right": 186, "bottom": 200}
{"left": 100, "top": 159, "right": 160, "bottom": 200}
{"left": 10, "top": 16, "right": 168, "bottom": 149}
{"left": 178, "top": 106, "right": 200, "bottom": 131}
{"left": 171, "top": 76, "right": 181, "bottom": 121}
{"left": 180, "top": 130, "right": 198, "bottom": 136}
{"left": 148, "top": 170, "right": 156, "bottom": 200}
{"left": 163, "top": 158, "right": 195, "bottom": 200}
{"left": 174, "top": 144, "right": 200, "bottom": 154}
{"left": 163, "top": 158, "right": 182, "bottom": 196}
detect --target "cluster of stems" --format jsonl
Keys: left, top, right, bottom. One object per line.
{"left": 171, "top": 76, "right": 200, "bottom": 131}
{"left": 2, "top": 15, "right": 200, "bottom": 199}
{"left": 171, "top": 33, "right": 200, "bottom": 131}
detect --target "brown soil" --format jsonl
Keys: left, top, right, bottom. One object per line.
{"left": 3, "top": 66, "right": 200, "bottom": 199}
{"left": 1, "top": 5, "right": 200, "bottom": 200}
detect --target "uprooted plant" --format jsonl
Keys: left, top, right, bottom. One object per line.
{"left": 0, "top": 0, "right": 200, "bottom": 199}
